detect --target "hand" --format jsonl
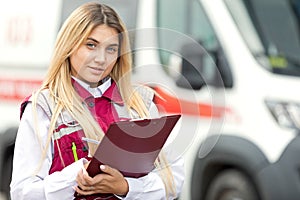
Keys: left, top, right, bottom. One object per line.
{"left": 75, "top": 165, "right": 129, "bottom": 196}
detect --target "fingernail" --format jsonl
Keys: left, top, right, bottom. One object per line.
{"left": 100, "top": 165, "right": 105, "bottom": 170}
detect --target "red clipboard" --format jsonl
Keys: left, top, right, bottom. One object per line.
{"left": 86, "top": 114, "right": 181, "bottom": 178}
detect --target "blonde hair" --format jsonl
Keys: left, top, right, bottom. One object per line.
{"left": 32, "top": 2, "right": 176, "bottom": 197}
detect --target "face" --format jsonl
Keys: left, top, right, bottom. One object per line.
{"left": 70, "top": 25, "right": 119, "bottom": 87}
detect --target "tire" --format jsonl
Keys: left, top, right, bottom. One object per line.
{"left": 205, "top": 169, "right": 259, "bottom": 200}
{"left": 0, "top": 128, "right": 17, "bottom": 200}
{"left": 2, "top": 150, "right": 13, "bottom": 200}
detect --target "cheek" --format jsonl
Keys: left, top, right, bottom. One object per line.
{"left": 104, "top": 60, "right": 117, "bottom": 75}
{"left": 70, "top": 56, "right": 77, "bottom": 76}
{"left": 70, "top": 50, "right": 86, "bottom": 74}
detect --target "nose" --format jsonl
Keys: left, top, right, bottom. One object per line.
{"left": 94, "top": 49, "right": 106, "bottom": 64}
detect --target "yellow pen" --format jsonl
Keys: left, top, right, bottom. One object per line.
{"left": 72, "top": 142, "right": 78, "bottom": 161}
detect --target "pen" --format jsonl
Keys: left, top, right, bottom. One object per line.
{"left": 81, "top": 137, "right": 100, "bottom": 145}
{"left": 72, "top": 142, "right": 78, "bottom": 161}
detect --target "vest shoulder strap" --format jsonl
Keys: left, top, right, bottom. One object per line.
{"left": 20, "top": 90, "right": 53, "bottom": 120}
{"left": 134, "top": 85, "right": 155, "bottom": 109}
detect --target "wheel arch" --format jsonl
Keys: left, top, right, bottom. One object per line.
{"left": 191, "top": 134, "right": 269, "bottom": 200}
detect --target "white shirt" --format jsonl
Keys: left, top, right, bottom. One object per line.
{"left": 72, "top": 76, "right": 110, "bottom": 98}
{"left": 10, "top": 79, "right": 185, "bottom": 200}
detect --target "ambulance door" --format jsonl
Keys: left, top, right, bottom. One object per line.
{"left": 155, "top": 1, "right": 233, "bottom": 199}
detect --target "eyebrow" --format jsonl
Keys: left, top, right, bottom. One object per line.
{"left": 87, "top": 37, "right": 99, "bottom": 44}
{"left": 87, "top": 37, "right": 119, "bottom": 46}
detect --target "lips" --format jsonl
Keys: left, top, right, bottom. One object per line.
{"left": 89, "top": 66, "right": 104, "bottom": 74}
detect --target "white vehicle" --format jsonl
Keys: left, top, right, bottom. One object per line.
{"left": 1, "top": 0, "right": 300, "bottom": 200}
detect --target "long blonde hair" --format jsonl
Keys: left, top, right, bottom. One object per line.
{"left": 32, "top": 2, "right": 176, "bottom": 196}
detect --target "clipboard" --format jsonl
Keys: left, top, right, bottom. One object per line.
{"left": 86, "top": 114, "right": 181, "bottom": 178}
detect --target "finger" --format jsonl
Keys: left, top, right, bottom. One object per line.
{"left": 83, "top": 160, "right": 90, "bottom": 169}
{"left": 81, "top": 168, "right": 95, "bottom": 185}
{"left": 75, "top": 178, "right": 96, "bottom": 193}
{"left": 76, "top": 169, "right": 86, "bottom": 185}
{"left": 82, "top": 166, "right": 89, "bottom": 175}
{"left": 74, "top": 185, "right": 95, "bottom": 196}
{"left": 100, "top": 165, "right": 114, "bottom": 175}
{"left": 77, "top": 168, "right": 94, "bottom": 188}
{"left": 76, "top": 183, "right": 93, "bottom": 192}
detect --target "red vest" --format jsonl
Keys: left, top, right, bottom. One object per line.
{"left": 50, "top": 81, "right": 123, "bottom": 174}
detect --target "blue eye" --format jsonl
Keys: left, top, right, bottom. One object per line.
{"left": 107, "top": 46, "right": 118, "bottom": 54}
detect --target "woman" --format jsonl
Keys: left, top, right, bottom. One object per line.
{"left": 10, "top": 2, "right": 184, "bottom": 200}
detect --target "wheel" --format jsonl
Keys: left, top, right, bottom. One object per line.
{"left": 0, "top": 128, "right": 17, "bottom": 200}
{"left": 205, "top": 169, "right": 259, "bottom": 200}
{"left": 2, "top": 150, "right": 13, "bottom": 200}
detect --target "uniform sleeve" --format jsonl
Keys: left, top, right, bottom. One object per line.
{"left": 10, "top": 103, "right": 85, "bottom": 200}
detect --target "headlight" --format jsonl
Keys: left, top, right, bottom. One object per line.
{"left": 265, "top": 99, "right": 300, "bottom": 130}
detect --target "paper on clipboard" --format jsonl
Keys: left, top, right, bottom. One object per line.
{"left": 86, "top": 114, "right": 181, "bottom": 178}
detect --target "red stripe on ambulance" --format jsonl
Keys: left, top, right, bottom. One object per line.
{"left": 0, "top": 77, "right": 42, "bottom": 101}
{"left": 153, "top": 86, "right": 228, "bottom": 118}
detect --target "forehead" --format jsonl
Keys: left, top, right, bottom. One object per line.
{"left": 88, "top": 24, "right": 119, "bottom": 44}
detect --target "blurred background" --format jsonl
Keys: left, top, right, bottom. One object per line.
{"left": 1, "top": 0, "right": 300, "bottom": 199}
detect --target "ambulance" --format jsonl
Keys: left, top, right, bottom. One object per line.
{"left": 1, "top": 0, "right": 300, "bottom": 200}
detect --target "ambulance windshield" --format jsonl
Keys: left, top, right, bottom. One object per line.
{"left": 225, "top": 0, "right": 300, "bottom": 77}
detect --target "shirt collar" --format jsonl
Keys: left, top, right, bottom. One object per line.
{"left": 72, "top": 77, "right": 123, "bottom": 105}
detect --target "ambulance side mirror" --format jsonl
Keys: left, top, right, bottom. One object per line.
{"left": 176, "top": 41, "right": 206, "bottom": 90}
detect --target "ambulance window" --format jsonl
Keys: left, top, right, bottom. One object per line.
{"left": 225, "top": 0, "right": 300, "bottom": 76}
{"left": 157, "top": 0, "right": 232, "bottom": 89}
